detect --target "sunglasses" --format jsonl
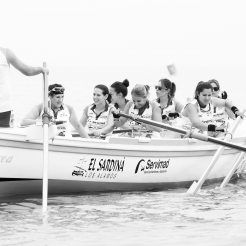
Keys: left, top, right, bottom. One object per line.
{"left": 212, "top": 87, "right": 219, "bottom": 92}
{"left": 155, "top": 86, "right": 168, "bottom": 91}
{"left": 49, "top": 87, "right": 65, "bottom": 94}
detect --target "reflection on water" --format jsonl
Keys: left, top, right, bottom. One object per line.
{"left": 1, "top": 178, "right": 246, "bottom": 246}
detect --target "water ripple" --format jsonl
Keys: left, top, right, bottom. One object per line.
{"left": 1, "top": 178, "right": 246, "bottom": 245}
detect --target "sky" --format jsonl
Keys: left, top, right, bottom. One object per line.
{"left": 1, "top": 0, "right": 246, "bottom": 117}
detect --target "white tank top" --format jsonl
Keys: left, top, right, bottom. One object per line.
{"left": 86, "top": 103, "right": 111, "bottom": 131}
{"left": 41, "top": 104, "right": 70, "bottom": 136}
{"left": 128, "top": 101, "right": 153, "bottom": 130}
{"left": 159, "top": 100, "right": 176, "bottom": 118}
{"left": 0, "top": 49, "right": 11, "bottom": 112}
{"left": 182, "top": 99, "right": 229, "bottom": 134}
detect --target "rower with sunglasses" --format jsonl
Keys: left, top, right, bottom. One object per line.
{"left": 155, "top": 78, "right": 183, "bottom": 123}
{"left": 181, "top": 81, "right": 244, "bottom": 137}
{"left": 20, "top": 84, "right": 89, "bottom": 138}
{"left": 208, "top": 79, "right": 234, "bottom": 121}
{"left": 208, "top": 79, "right": 228, "bottom": 99}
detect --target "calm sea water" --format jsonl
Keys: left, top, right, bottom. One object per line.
{"left": 1, "top": 178, "right": 246, "bottom": 246}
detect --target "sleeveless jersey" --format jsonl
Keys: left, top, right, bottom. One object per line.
{"left": 128, "top": 101, "right": 153, "bottom": 131}
{"left": 183, "top": 99, "right": 229, "bottom": 134}
{"left": 41, "top": 104, "right": 70, "bottom": 136}
{"left": 86, "top": 103, "right": 111, "bottom": 131}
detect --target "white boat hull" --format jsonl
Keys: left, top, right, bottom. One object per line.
{"left": 0, "top": 127, "right": 246, "bottom": 196}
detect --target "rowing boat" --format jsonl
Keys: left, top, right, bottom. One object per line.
{"left": 0, "top": 123, "right": 246, "bottom": 197}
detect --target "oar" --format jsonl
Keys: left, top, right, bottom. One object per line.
{"left": 219, "top": 152, "right": 245, "bottom": 189}
{"left": 42, "top": 62, "right": 49, "bottom": 214}
{"left": 117, "top": 112, "right": 246, "bottom": 152}
{"left": 187, "top": 114, "right": 244, "bottom": 194}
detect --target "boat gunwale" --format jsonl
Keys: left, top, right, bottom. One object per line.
{"left": 0, "top": 133, "right": 245, "bottom": 157}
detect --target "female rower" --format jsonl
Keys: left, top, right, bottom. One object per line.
{"left": 208, "top": 79, "right": 234, "bottom": 120}
{"left": 110, "top": 79, "right": 130, "bottom": 131}
{"left": 80, "top": 84, "right": 114, "bottom": 138}
{"left": 113, "top": 84, "right": 162, "bottom": 137}
{"left": 110, "top": 79, "right": 129, "bottom": 111}
{"left": 155, "top": 78, "right": 183, "bottom": 123}
{"left": 208, "top": 79, "right": 228, "bottom": 99}
{"left": 21, "top": 84, "right": 89, "bottom": 138}
{"left": 181, "top": 81, "right": 244, "bottom": 137}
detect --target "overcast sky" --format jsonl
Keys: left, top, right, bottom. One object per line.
{"left": 1, "top": 0, "right": 246, "bottom": 114}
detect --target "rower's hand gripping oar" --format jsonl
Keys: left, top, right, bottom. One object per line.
{"left": 117, "top": 112, "right": 246, "bottom": 152}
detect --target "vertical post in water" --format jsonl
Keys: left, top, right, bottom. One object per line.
{"left": 42, "top": 62, "right": 49, "bottom": 214}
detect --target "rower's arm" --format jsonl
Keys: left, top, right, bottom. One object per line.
{"left": 20, "top": 104, "right": 42, "bottom": 126}
{"left": 68, "top": 106, "right": 89, "bottom": 138}
{"left": 175, "top": 99, "right": 184, "bottom": 113}
{"left": 113, "top": 102, "right": 130, "bottom": 128}
{"left": 79, "top": 106, "right": 89, "bottom": 127}
{"left": 183, "top": 104, "right": 208, "bottom": 131}
{"left": 99, "top": 112, "right": 115, "bottom": 135}
{"left": 223, "top": 98, "right": 244, "bottom": 118}
{"left": 142, "top": 102, "right": 162, "bottom": 132}
{"left": 5, "top": 48, "right": 46, "bottom": 76}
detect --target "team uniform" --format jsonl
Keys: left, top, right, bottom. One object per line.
{"left": 38, "top": 104, "right": 71, "bottom": 136}
{"left": 157, "top": 99, "right": 181, "bottom": 122}
{"left": 123, "top": 100, "right": 159, "bottom": 138}
{"left": 182, "top": 99, "right": 229, "bottom": 136}
{"left": 85, "top": 103, "right": 112, "bottom": 132}
{"left": 157, "top": 99, "right": 183, "bottom": 138}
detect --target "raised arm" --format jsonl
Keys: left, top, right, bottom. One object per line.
{"left": 5, "top": 48, "right": 47, "bottom": 76}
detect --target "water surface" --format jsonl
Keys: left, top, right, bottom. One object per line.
{"left": 1, "top": 177, "right": 246, "bottom": 246}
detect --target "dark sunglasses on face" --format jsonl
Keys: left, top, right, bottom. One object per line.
{"left": 155, "top": 86, "right": 162, "bottom": 90}
{"left": 155, "top": 86, "right": 168, "bottom": 91}
{"left": 212, "top": 87, "right": 219, "bottom": 92}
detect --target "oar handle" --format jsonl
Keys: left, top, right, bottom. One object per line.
{"left": 42, "top": 62, "right": 49, "bottom": 125}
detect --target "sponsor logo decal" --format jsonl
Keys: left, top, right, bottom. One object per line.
{"left": 72, "top": 157, "right": 125, "bottom": 180}
{"left": 0, "top": 155, "right": 13, "bottom": 164}
{"left": 135, "top": 158, "right": 170, "bottom": 174}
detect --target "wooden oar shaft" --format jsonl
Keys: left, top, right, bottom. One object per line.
{"left": 118, "top": 112, "right": 246, "bottom": 152}
{"left": 118, "top": 112, "right": 187, "bottom": 134}
{"left": 42, "top": 62, "right": 49, "bottom": 214}
{"left": 207, "top": 136, "right": 246, "bottom": 152}
{"left": 187, "top": 114, "right": 244, "bottom": 194}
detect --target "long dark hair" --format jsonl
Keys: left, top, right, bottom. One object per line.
{"left": 110, "top": 79, "right": 129, "bottom": 97}
{"left": 95, "top": 84, "right": 111, "bottom": 103}
{"left": 194, "top": 81, "right": 213, "bottom": 99}
{"left": 157, "top": 79, "right": 176, "bottom": 105}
